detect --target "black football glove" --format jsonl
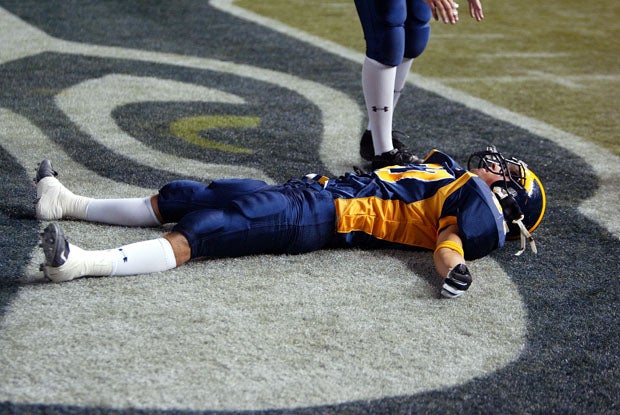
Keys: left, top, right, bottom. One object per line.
{"left": 441, "top": 264, "right": 472, "bottom": 299}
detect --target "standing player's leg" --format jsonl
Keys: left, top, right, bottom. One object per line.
{"left": 354, "top": 0, "right": 421, "bottom": 168}
{"left": 395, "top": 0, "right": 431, "bottom": 108}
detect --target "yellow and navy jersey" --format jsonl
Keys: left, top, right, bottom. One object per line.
{"left": 324, "top": 150, "right": 507, "bottom": 260}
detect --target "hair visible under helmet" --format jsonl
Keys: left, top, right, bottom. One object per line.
{"left": 468, "top": 146, "right": 547, "bottom": 255}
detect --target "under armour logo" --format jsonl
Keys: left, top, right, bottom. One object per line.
{"left": 118, "top": 248, "right": 128, "bottom": 262}
{"left": 372, "top": 106, "right": 389, "bottom": 112}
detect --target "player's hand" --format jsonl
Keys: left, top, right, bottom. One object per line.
{"left": 424, "top": 0, "right": 460, "bottom": 24}
{"left": 468, "top": 0, "right": 484, "bottom": 21}
{"left": 423, "top": 0, "right": 484, "bottom": 24}
{"left": 441, "top": 264, "right": 472, "bottom": 298}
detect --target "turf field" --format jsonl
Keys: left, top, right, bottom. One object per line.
{"left": 0, "top": 1, "right": 618, "bottom": 414}
{"left": 238, "top": 0, "right": 620, "bottom": 156}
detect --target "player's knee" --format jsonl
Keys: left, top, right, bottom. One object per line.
{"left": 366, "top": 27, "right": 406, "bottom": 67}
{"left": 365, "top": 0, "right": 407, "bottom": 66}
{"left": 403, "top": 0, "right": 431, "bottom": 58}
{"left": 404, "top": 22, "right": 430, "bottom": 58}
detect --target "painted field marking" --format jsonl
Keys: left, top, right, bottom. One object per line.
{"left": 435, "top": 72, "right": 620, "bottom": 89}
{"left": 0, "top": 4, "right": 529, "bottom": 410}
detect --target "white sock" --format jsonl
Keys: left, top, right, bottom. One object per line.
{"left": 362, "top": 57, "right": 397, "bottom": 155}
{"left": 86, "top": 197, "right": 160, "bottom": 226}
{"left": 110, "top": 238, "right": 177, "bottom": 276}
{"left": 366, "top": 58, "right": 413, "bottom": 130}
{"left": 47, "top": 239, "right": 177, "bottom": 281}
{"left": 393, "top": 58, "right": 413, "bottom": 108}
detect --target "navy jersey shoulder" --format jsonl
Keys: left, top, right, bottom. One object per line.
{"left": 425, "top": 150, "right": 507, "bottom": 258}
{"left": 451, "top": 177, "right": 507, "bottom": 259}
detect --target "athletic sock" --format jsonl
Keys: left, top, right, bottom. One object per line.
{"left": 53, "top": 238, "right": 177, "bottom": 280}
{"left": 86, "top": 197, "right": 160, "bottom": 226}
{"left": 365, "top": 58, "right": 413, "bottom": 131}
{"left": 110, "top": 238, "right": 177, "bottom": 276}
{"left": 362, "top": 57, "right": 397, "bottom": 155}
{"left": 393, "top": 58, "right": 413, "bottom": 108}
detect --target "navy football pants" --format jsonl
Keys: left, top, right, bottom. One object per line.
{"left": 157, "top": 179, "right": 337, "bottom": 259}
{"left": 355, "top": 0, "right": 431, "bottom": 66}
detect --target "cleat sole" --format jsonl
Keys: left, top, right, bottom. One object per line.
{"left": 40, "top": 223, "right": 69, "bottom": 268}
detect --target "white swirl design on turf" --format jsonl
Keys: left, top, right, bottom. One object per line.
{"left": 0, "top": 6, "right": 528, "bottom": 412}
{"left": 55, "top": 74, "right": 271, "bottom": 182}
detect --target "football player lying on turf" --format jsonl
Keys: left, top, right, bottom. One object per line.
{"left": 35, "top": 146, "right": 545, "bottom": 298}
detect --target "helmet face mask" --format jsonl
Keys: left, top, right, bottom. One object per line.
{"left": 468, "top": 146, "right": 547, "bottom": 243}
{"left": 468, "top": 145, "right": 527, "bottom": 192}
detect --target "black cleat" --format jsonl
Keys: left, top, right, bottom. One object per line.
{"left": 40, "top": 223, "right": 70, "bottom": 269}
{"left": 371, "top": 148, "right": 421, "bottom": 170}
{"left": 359, "top": 129, "right": 409, "bottom": 161}
{"left": 35, "top": 159, "right": 58, "bottom": 183}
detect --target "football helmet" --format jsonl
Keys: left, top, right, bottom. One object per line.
{"left": 468, "top": 146, "right": 547, "bottom": 255}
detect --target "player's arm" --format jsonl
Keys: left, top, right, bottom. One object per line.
{"left": 434, "top": 224, "right": 473, "bottom": 298}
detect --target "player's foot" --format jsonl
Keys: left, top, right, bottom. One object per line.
{"left": 371, "top": 148, "right": 421, "bottom": 169}
{"left": 35, "top": 159, "right": 58, "bottom": 183}
{"left": 39, "top": 223, "right": 81, "bottom": 282}
{"left": 34, "top": 160, "right": 82, "bottom": 220}
{"left": 359, "top": 129, "right": 408, "bottom": 161}
{"left": 35, "top": 159, "right": 64, "bottom": 220}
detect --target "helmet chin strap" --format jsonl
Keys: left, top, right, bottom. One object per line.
{"left": 513, "top": 217, "right": 537, "bottom": 256}
{"left": 492, "top": 185, "right": 537, "bottom": 255}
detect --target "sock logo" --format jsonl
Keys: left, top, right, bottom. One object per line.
{"left": 118, "top": 248, "right": 128, "bottom": 263}
{"left": 372, "top": 106, "right": 389, "bottom": 112}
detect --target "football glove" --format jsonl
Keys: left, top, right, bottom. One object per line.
{"left": 441, "top": 264, "right": 472, "bottom": 299}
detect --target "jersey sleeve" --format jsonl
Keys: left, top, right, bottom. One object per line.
{"left": 443, "top": 176, "right": 507, "bottom": 260}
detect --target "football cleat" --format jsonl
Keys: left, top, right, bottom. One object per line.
{"left": 35, "top": 159, "right": 65, "bottom": 220}
{"left": 39, "top": 223, "right": 112, "bottom": 282}
{"left": 39, "top": 223, "right": 77, "bottom": 282}
{"left": 35, "top": 177, "right": 66, "bottom": 220}
{"left": 359, "top": 129, "right": 408, "bottom": 161}
{"left": 34, "top": 160, "right": 89, "bottom": 220}
{"left": 35, "top": 159, "right": 58, "bottom": 183}
{"left": 371, "top": 148, "right": 421, "bottom": 170}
